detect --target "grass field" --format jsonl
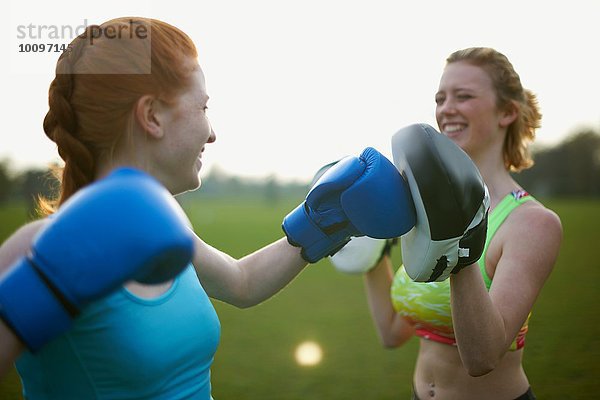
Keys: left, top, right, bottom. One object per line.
{"left": 0, "top": 197, "right": 598, "bottom": 399}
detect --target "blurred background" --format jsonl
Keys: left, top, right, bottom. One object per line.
{"left": 1, "top": 0, "right": 599, "bottom": 398}
{"left": 1, "top": 185, "right": 599, "bottom": 399}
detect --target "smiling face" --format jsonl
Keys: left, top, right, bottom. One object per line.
{"left": 151, "top": 64, "right": 216, "bottom": 194}
{"left": 435, "top": 61, "right": 507, "bottom": 159}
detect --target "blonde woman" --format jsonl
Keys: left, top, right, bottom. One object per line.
{"left": 363, "top": 48, "right": 563, "bottom": 399}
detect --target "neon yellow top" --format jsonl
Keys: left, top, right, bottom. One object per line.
{"left": 391, "top": 190, "right": 535, "bottom": 350}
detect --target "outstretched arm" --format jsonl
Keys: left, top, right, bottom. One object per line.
{"left": 195, "top": 147, "right": 414, "bottom": 309}
{"left": 193, "top": 236, "right": 307, "bottom": 308}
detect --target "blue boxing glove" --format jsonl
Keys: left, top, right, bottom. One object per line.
{"left": 283, "top": 147, "right": 416, "bottom": 263}
{"left": 0, "top": 168, "right": 195, "bottom": 351}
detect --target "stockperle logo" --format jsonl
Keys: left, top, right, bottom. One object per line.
{"left": 10, "top": 17, "right": 152, "bottom": 75}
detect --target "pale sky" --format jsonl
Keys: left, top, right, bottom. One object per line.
{"left": 2, "top": 0, "right": 598, "bottom": 182}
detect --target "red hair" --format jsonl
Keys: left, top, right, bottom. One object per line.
{"left": 40, "top": 17, "right": 198, "bottom": 215}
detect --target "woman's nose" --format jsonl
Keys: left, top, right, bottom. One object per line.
{"left": 208, "top": 127, "right": 216, "bottom": 143}
{"left": 438, "top": 98, "right": 457, "bottom": 115}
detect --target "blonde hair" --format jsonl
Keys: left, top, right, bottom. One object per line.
{"left": 446, "top": 47, "right": 542, "bottom": 172}
{"left": 39, "top": 17, "right": 198, "bottom": 215}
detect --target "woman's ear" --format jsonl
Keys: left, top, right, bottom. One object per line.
{"left": 499, "top": 101, "right": 518, "bottom": 128}
{"left": 134, "top": 95, "right": 164, "bottom": 139}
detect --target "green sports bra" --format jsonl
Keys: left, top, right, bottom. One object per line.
{"left": 391, "top": 190, "right": 535, "bottom": 350}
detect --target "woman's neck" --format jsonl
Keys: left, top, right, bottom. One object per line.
{"left": 471, "top": 149, "right": 520, "bottom": 209}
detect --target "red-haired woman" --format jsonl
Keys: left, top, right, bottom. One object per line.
{"left": 0, "top": 16, "right": 403, "bottom": 399}
{"left": 0, "top": 16, "right": 411, "bottom": 398}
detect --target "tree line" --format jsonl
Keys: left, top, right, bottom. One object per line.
{"left": 514, "top": 127, "right": 600, "bottom": 197}
{"left": 1, "top": 126, "right": 598, "bottom": 212}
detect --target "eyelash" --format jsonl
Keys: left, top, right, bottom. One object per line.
{"left": 435, "top": 94, "right": 472, "bottom": 105}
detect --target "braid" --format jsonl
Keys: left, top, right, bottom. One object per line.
{"left": 41, "top": 32, "right": 97, "bottom": 211}
{"left": 42, "top": 38, "right": 82, "bottom": 140}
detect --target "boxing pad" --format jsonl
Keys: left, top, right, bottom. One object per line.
{"left": 0, "top": 168, "right": 195, "bottom": 351}
{"left": 392, "top": 124, "right": 489, "bottom": 282}
{"left": 283, "top": 147, "right": 416, "bottom": 263}
{"left": 329, "top": 236, "right": 388, "bottom": 274}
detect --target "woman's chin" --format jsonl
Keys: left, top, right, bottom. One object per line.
{"left": 444, "top": 132, "right": 468, "bottom": 149}
{"left": 184, "top": 176, "right": 201, "bottom": 193}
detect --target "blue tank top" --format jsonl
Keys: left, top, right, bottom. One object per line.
{"left": 16, "top": 265, "right": 220, "bottom": 399}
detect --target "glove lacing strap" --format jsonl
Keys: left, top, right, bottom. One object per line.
{"left": 29, "top": 256, "right": 80, "bottom": 317}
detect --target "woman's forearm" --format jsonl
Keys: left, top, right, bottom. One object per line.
{"left": 450, "top": 264, "right": 507, "bottom": 376}
{"left": 196, "top": 237, "right": 307, "bottom": 308}
{"left": 235, "top": 238, "right": 308, "bottom": 307}
{"left": 364, "top": 258, "right": 413, "bottom": 347}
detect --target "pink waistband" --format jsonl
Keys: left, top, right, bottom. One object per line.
{"left": 416, "top": 328, "right": 526, "bottom": 350}
{"left": 415, "top": 329, "right": 457, "bottom": 346}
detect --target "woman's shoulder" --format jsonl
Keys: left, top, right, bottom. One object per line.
{"left": 0, "top": 219, "right": 50, "bottom": 273}
{"left": 498, "top": 197, "right": 563, "bottom": 267}
{"left": 510, "top": 197, "right": 562, "bottom": 238}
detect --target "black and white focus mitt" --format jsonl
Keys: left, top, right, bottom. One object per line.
{"left": 392, "top": 124, "right": 490, "bottom": 282}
